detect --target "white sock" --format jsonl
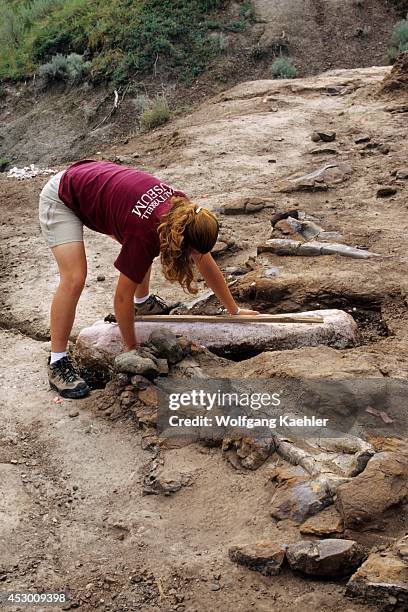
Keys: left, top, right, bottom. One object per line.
{"left": 134, "top": 294, "right": 150, "bottom": 304}
{"left": 51, "top": 351, "right": 67, "bottom": 364}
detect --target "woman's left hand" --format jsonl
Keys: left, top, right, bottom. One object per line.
{"left": 234, "top": 308, "right": 260, "bottom": 316}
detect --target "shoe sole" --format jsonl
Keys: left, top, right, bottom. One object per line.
{"left": 50, "top": 382, "right": 90, "bottom": 399}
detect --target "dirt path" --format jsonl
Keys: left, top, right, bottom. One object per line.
{"left": 1, "top": 65, "right": 407, "bottom": 610}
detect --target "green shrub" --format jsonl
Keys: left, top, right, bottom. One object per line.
{"left": 139, "top": 96, "right": 171, "bottom": 131}
{"left": 0, "top": 0, "right": 229, "bottom": 82}
{"left": 387, "top": 18, "right": 408, "bottom": 63}
{"left": 392, "top": 19, "right": 408, "bottom": 47}
{"left": 39, "top": 53, "right": 91, "bottom": 82}
{"left": 271, "top": 56, "right": 297, "bottom": 79}
{"left": 0, "top": 157, "right": 10, "bottom": 172}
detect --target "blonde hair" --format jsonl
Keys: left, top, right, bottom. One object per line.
{"left": 158, "top": 196, "right": 219, "bottom": 294}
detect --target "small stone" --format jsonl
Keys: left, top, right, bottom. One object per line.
{"left": 156, "top": 358, "right": 169, "bottom": 375}
{"left": 229, "top": 543, "right": 287, "bottom": 576}
{"left": 287, "top": 539, "right": 365, "bottom": 578}
{"left": 379, "top": 144, "right": 390, "bottom": 154}
{"left": 377, "top": 186, "right": 397, "bottom": 198}
{"left": 114, "top": 352, "right": 158, "bottom": 379}
{"left": 310, "top": 147, "right": 337, "bottom": 155}
{"left": 245, "top": 202, "right": 264, "bottom": 214}
{"left": 311, "top": 130, "right": 336, "bottom": 142}
{"left": 68, "top": 409, "right": 79, "bottom": 418}
{"left": 97, "top": 275, "right": 106, "bottom": 282}
{"left": 138, "top": 385, "right": 158, "bottom": 407}
{"left": 210, "top": 583, "right": 220, "bottom": 591}
{"left": 355, "top": 135, "right": 371, "bottom": 144}
{"left": 396, "top": 169, "right": 408, "bottom": 180}
{"left": 212, "top": 241, "right": 229, "bottom": 255}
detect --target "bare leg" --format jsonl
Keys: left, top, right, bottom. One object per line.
{"left": 135, "top": 266, "right": 152, "bottom": 299}
{"left": 50, "top": 242, "right": 87, "bottom": 352}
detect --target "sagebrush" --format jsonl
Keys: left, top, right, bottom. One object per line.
{"left": 271, "top": 56, "right": 297, "bottom": 79}
{"left": 139, "top": 96, "right": 171, "bottom": 131}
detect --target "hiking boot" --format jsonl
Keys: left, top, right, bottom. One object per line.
{"left": 134, "top": 294, "right": 170, "bottom": 316}
{"left": 48, "top": 356, "right": 90, "bottom": 399}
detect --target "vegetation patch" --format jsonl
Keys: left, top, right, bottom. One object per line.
{"left": 387, "top": 18, "right": 408, "bottom": 63}
{"left": 271, "top": 56, "right": 297, "bottom": 79}
{"left": 139, "top": 96, "right": 171, "bottom": 131}
{"left": 0, "top": 0, "right": 250, "bottom": 84}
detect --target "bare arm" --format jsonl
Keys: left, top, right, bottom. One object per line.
{"left": 192, "top": 252, "right": 258, "bottom": 315}
{"left": 114, "top": 273, "right": 138, "bottom": 350}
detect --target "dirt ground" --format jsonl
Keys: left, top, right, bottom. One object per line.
{"left": 0, "top": 64, "right": 407, "bottom": 610}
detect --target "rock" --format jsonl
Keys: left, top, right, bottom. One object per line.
{"left": 300, "top": 505, "right": 344, "bottom": 536}
{"left": 156, "top": 358, "right": 169, "bottom": 376}
{"left": 335, "top": 451, "right": 408, "bottom": 528}
{"left": 379, "top": 144, "right": 390, "bottom": 154}
{"left": 346, "top": 548, "right": 408, "bottom": 606}
{"left": 114, "top": 352, "right": 158, "bottom": 379}
{"left": 311, "top": 130, "right": 336, "bottom": 142}
{"left": 381, "top": 51, "right": 408, "bottom": 93}
{"left": 229, "top": 543, "right": 287, "bottom": 576}
{"left": 273, "top": 217, "right": 325, "bottom": 241}
{"left": 224, "top": 266, "right": 247, "bottom": 277}
{"left": 76, "top": 309, "right": 359, "bottom": 362}
{"left": 277, "top": 163, "right": 352, "bottom": 193}
{"left": 96, "top": 275, "right": 106, "bottom": 282}
{"left": 310, "top": 147, "right": 338, "bottom": 155}
{"left": 270, "top": 465, "right": 333, "bottom": 523}
{"left": 222, "top": 196, "right": 273, "bottom": 215}
{"left": 145, "top": 468, "right": 191, "bottom": 495}
{"left": 148, "top": 328, "right": 183, "bottom": 364}
{"left": 287, "top": 539, "right": 365, "bottom": 578}
{"left": 377, "top": 186, "right": 397, "bottom": 198}
{"left": 396, "top": 536, "right": 408, "bottom": 563}
{"left": 270, "top": 208, "right": 300, "bottom": 227}
{"left": 355, "top": 135, "right": 371, "bottom": 144}
{"left": 395, "top": 169, "right": 408, "bottom": 180}
{"left": 222, "top": 435, "right": 275, "bottom": 470}
{"left": 68, "top": 409, "right": 79, "bottom": 418}
{"left": 212, "top": 241, "right": 229, "bottom": 255}
{"left": 138, "top": 385, "right": 158, "bottom": 407}
{"left": 258, "top": 239, "right": 382, "bottom": 259}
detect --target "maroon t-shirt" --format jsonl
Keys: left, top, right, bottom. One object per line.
{"left": 58, "top": 160, "right": 186, "bottom": 283}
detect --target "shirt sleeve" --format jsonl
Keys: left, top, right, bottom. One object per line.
{"left": 114, "top": 235, "right": 156, "bottom": 284}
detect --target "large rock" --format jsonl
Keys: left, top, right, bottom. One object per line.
{"left": 270, "top": 465, "right": 333, "bottom": 524}
{"left": 276, "top": 162, "right": 352, "bottom": 193}
{"left": 76, "top": 309, "right": 359, "bottom": 364}
{"left": 229, "top": 542, "right": 287, "bottom": 576}
{"left": 258, "top": 239, "right": 382, "bottom": 259}
{"left": 335, "top": 451, "right": 408, "bottom": 528}
{"left": 287, "top": 539, "right": 365, "bottom": 578}
{"left": 148, "top": 328, "right": 184, "bottom": 364}
{"left": 346, "top": 546, "right": 408, "bottom": 606}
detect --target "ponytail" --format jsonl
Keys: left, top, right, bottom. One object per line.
{"left": 158, "top": 196, "right": 219, "bottom": 294}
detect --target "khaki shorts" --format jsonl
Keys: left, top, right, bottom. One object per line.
{"left": 39, "top": 171, "right": 83, "bottom": 247}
